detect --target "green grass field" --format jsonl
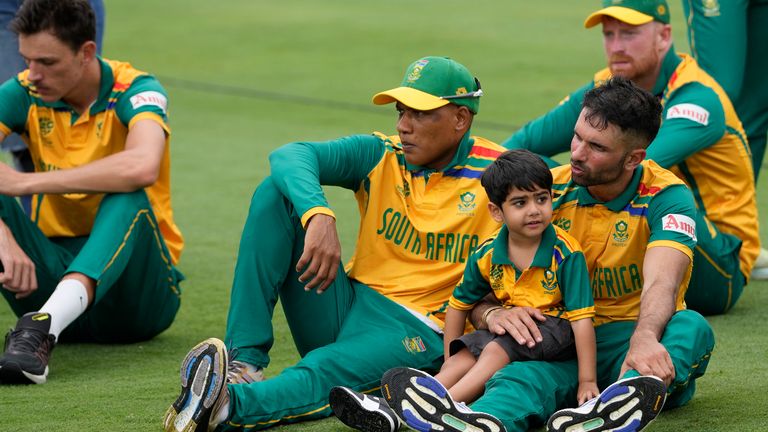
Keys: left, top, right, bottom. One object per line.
{"left": 1, "top": 1, "right": 766, "bottom": 431}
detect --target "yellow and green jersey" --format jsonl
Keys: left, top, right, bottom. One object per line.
{"left": 550, "top": 160, "right": 696, "bottom": 325}
{"left": 268, "top": 131, "right": 505, "bottom": 328}
{"left": 0, "top": 58, "right": 183, "bottom": 263}
{"left": 505, "top": 48, "right": 759, "bottom": 279}
{"left": 450, "top": 224, "right": 594, "bottom": 322}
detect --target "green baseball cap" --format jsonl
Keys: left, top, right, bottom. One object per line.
{"left": 372, "top": 56, "right": 482, "bottom": 114}
{"left": 584, "top": 0, "right": 670, "bottom": 28}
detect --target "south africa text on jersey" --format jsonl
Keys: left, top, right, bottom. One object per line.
{"left": 377, "top": 208, "right": 480, "bottom": 263}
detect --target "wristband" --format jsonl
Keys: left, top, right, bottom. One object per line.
{"left": 482, "top": 306, "right": 503, "bottom": 328}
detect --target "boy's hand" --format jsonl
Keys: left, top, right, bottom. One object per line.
{"left": 487, "top": 306, "right": 546, "bottom": 348}
{"left": 577, "top": 381, "right": 599, "bottom": 405}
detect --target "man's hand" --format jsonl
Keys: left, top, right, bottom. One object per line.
{"left": 620, "top": 331, "right": 675, "bottom": 386}
{"left": 486, "top": 306, "right": 546, "bottom": 348}
{"left": 0, "top": 223, "right": 37, "bottom": 298}
{"left": 296, "top": 214, "right": 341, "bottom": 294}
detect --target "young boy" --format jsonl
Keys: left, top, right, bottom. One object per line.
{"left": 382, "top": 150, "right": 598, "bottom": 426}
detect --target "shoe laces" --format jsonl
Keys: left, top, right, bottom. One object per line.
{"left": 5, "top": 327, "right": 54, "bottom": 360}
{"left": 225, "top": 347, "right": 263, "bottom": 384}
{"left": 227, "top": 360, "right": 264, "bottom": 384}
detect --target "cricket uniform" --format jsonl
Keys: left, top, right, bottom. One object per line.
{"left": 683, "top": 0, "right": 768, "bottom": 179}
{"left": 450, "top": 224, "right": 594, "bottom": 321}
{"left": 504, "top": 48, "right": 759, "bottom": 315}
{"left": 470, "top": 161, "right": 715, "bottom": 432}
{"left": 0, "top": 58, "right": 183, "bottom": 342}
{"left": 220, "top": 131, "right": 504, "bottom": 430}
{"left": 449, "top": 224, "right": 594, "bottom": 361}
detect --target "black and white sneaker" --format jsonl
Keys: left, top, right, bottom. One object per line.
{"left": 0, "top": 312, "right": 56, "bottom": 384}
{"left": 380, "top": 367, "right": 506, "bottom": 432}
{"left": 330, "top": 386, "right": 401, "bottom": 432}
{"left": 547, "top": 375, "right": 667, "bottom": 432}
{"left": 163, "top": 338, "right": 228, "bottom": 432}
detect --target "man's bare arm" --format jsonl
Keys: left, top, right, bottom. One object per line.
{"left": 0, "top": 119, "right": 165, "bottom": 196}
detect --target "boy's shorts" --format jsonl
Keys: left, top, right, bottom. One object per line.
{"left": 449, "top": 316, "right": 575, "bottom": 362}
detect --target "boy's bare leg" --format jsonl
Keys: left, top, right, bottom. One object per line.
{"left": 446, "top": 341, "right": 510, "bottom": 404}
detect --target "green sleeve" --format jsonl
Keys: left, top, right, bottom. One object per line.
{"left": 647, "top": 83, "right": 726, "bottom": 168}
{"left": 115, "top": 75, "right": 169, "bottom": 125}
{"left": 501, "top": 82, "right": 593, "bottom": 156}
{"left": 0, "top": 77, "right": 32, "bottom": 134}
{"left": 647, "top": 184, "right": 697, "bottom": 252}
{"left": 451, "top": 250, "right": 491, "bottom": 307}
{"left": 268, "top": 134, "right": 386, "bottom": 218}
{"left": 556, "top": 251, "right": 594, "bottom": 312}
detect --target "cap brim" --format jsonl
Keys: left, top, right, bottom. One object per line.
{"left": 584, "top": 6, "right": 654, "bottom": 28}
{"left": 372, "top": 87, "right": 450, "bottom": 111}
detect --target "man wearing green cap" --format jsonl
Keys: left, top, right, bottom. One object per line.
{"left": 162, "top": 56, "right": 506, "bottom": 432}
{"left": 503, "top": 0, "right": 762, "bottom": 316}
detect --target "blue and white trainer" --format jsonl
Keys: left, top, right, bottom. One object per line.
{"left": 547, "top": 375, "right": 667, "bottom": 432}
{"left": 163, "top": 338, "right": 228, "bottom": 432}
{"left": 330, "top": 386, "right": 401, "bottom": 432}
{"left": 380, "top": 367, "right": 506, "bottom": 432}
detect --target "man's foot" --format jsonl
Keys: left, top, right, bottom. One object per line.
{"left": 329, "top": 386, "right": 401, "bottom": 432}
{"left": 228, "top": 359, "right": 264, "bottom": 384}
{"left": 380, "top": 367, "right": 506, "bottom": 432}
{"left": 751, "top": 247, "right": 768, "bottom": 281}
{"left": 0, "top": 312, "right": 56, "bottom": 384}
{"left": 547, "top": 375, "right": 667, "bottom": 432}
{"left": 163, "top": 338, "right": 228, "bottom": 432}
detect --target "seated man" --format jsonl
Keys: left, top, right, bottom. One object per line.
{"left": 347, "top": 78, "right": 715, "bottom": 432}
{"left": 0, "top": 0, "right": 183, "bottom": 384}
{"left": 504, "top": 0, "right": 761, "bottom": 314}
{"left": 163, "top": 56, "right": 506, "bottom": 432}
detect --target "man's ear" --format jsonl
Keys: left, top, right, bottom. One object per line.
{"left": 487, "top": 202, "right": 504, "bottom": 223}
{"left": 455, "top": 105, "right": 472, "bottom": 132}
{"left": 79, "top": 40, "right": 98, "bottom": 64}
{"left": 624, "top": 148, "right": 647, "bottom": 170}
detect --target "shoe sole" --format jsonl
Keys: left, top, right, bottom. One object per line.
{"left": 329, "top": 387, "right": 398, "bottom": 432}
{"left": 381, "top": 367, "right": 505, "bottom": 432}
{"left": 0, "top": 361, "right": 48, "bottom": 385}
{"left": 547, "top": 376, "right": 666, "bottom": 432}
{"left": 163, "top": 338, "right": 227, "bottom": 432}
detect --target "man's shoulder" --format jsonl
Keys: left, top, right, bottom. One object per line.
{"left": 638, "top": 160, "right": 686, "bottom": 193}
{"left": 552, "top": 224, "right": 583, "bottom": 255}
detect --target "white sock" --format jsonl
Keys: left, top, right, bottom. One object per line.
{"left": 39, "top": 279, "right": 89, "bottom": 341}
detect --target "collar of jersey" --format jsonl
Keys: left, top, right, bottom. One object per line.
{"left": 576, "top": 164, "right": 644, "bottom": 212}
{"left": 491, "top": 223, "right": 557, "bottom": 270}
{"left": 405, "top": 130, "right": 473, "bottom": 173}
{"left": 652, "top": 46, "right": 683, "bottom": 97}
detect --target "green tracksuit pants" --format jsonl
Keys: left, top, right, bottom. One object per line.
{"left": 0, "top": 191, "right": 182, "bottom": 343}
{"left": 221, "top": 177, "right": 444, "bottom": 430}
{"left": 470, "top": 310, "right": 714, "bottom": 431}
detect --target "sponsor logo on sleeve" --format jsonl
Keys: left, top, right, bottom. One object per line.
{"left": 665, "top": 103, "right": 709, "bottom": 126}
{"left": 129, "top": 91, "right": 168, "bottom": 113}
{"left": 662, "top": 214, "right": 697, "bottom": 241}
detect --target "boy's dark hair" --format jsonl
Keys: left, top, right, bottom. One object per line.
{"left": 11, "top": 0, "right": 96, "bottom": 52}
{"left": 481, "top": 149, "right": 553, "bottom": 206}
{"left": 582, "top": 76, "right": 662, "bottom": 149}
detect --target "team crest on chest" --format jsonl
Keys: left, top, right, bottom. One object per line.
{"left": 553, "top": 217, "right": 571, "bottom": 231}
{"left": 396, "top": 181, "right": 411, "bottom": 198}
{"left": 541, "top": 269, "right": 557, "bottom": 292}
{"left": 38, "top": 117, "right": 54, "bottom": 136}
{"left": 612, "top": 220, "right": 629, "bottom": 243}
{"left": 489, "top": 264, "right": 504, "bottom": 291}
{"left": 458, "top": 191, "right": 477, "bottom": 215}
